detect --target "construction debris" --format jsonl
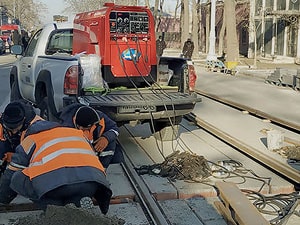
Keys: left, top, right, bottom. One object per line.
{"left": 274, "top": 146, "right": 300, "bottom": 160}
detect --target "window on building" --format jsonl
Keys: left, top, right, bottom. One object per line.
{"left": 289, "top": 0, "right": 300, "bottom": 10}
{"left": 277, "top": 1, "right": 286, "bottom": 10}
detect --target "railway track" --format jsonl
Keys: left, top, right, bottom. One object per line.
{"left": 193, "top": 88, "right": 300, "bottom": 185}
{"left": 1, "top": 90, "right": 300, "bottom": 224}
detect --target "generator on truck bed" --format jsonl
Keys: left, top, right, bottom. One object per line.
{"left": 9, "top": 3, "right": 201, "bottom": 133}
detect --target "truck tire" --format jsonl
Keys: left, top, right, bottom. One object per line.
{"left": 39, "top": 96, "right": 58, "bottom": 121}
{"left": 10, "top": 75, "right": 22, "bottom": 101}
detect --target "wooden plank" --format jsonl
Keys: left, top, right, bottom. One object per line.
{"left": 215, "top": 182, "right": 270, "bottom": 225}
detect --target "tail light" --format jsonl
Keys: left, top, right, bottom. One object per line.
{"left": 188, "top": 64, "right": 197, "bottom": 91}
{"left": 64, "top": 65, "right": 79, "bottom": 94}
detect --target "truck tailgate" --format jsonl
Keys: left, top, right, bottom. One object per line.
{"left": 78, "top": 89, "right": 201, "bottom": 121}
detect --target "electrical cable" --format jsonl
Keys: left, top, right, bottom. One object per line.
{"left": 242, "top": 189, "right": 300, "bottom": 225}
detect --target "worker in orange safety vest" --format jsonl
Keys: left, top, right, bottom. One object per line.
{"left": 0, "top": 120, "right": 112, "bottom": 214}
{"left": 0, "top": 100, "right": 42, "bottom": 174}
{"left": 59, "top": 103, "right": 122, "bottom": 169}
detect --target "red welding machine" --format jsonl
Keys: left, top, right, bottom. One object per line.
{"left": 73, "top": 3, "right": 157, "bottom": 87}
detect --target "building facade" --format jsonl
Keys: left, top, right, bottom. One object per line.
{"left": 249, "top": 0, "right": 300, "bottom": 62}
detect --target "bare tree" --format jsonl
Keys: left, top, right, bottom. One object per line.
{"left": 218, "top": 6, "right": 225, "bottom": 56}
{"left": 180, "top": 0, "right": 189, "bottom": 48}
{"left": 191, "top": 0, "right": 201, "bottom": 58}
{"left": 0, "top": 0, "right": 45, "bottom": 29}
{"left": 224, "top": 0, "right": 239, "bottom": 63}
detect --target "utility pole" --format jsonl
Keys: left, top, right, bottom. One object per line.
{"left": 206, "top": 0, "right": 217, "bottom": 61}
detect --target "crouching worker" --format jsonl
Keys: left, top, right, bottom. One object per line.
{"left": 59, "top": 103, "right": 121, "bottom": 169}
{"left": 0, "top": 100, "right": 42, "bottom": 175}
{"left": 0, "top": 119, "right": 112, "bottom": 214}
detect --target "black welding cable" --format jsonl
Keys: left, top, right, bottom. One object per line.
{"left": 115, "top": 37, "right": 169, "bottom": 159}
{"left": 133, "top": 37, "right": 195, "bottom": 154}
{"left": 124, "top": 37, "right": 182, "bottom": 155}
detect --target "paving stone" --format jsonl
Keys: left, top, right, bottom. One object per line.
{"left": 142, "top": 174, "right": 178, "bottom": 200}
{"left": 158, "top": 199, "right": 205, "bottom": 225}
{"left": 108, "top": 202, "right": 149, "bottom": 225}
{"left": 106, "top": 164, "right": 135, "bottom": 200}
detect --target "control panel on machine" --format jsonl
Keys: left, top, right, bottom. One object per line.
{"left": 109, "top": 11, "right": 149, "bottom": 34}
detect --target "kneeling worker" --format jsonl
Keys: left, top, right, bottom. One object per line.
{"left": 59, "top": 103, "right": 120, "bottom": 169}
{"left": 0, "top": 100, "right": 42, "bottom": 174}
{"left": 0, "top": 119, "right": 112, "bottom": 214}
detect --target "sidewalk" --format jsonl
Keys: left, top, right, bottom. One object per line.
{"left": 0, "top": 53, "right": 17, "bottom": 64}
{"left": 163, "top": 48, "right": 300, "bottom": 80}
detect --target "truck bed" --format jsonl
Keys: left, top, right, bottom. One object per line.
{"left": 78, "top": 88, "right": 201, "bottom": 121}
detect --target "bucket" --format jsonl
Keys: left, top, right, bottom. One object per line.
{"left": 266, "top": 130, "right": 283, "bottom": 150}
{"left": 157, "top": 64, "right": 169, "bottom": 86}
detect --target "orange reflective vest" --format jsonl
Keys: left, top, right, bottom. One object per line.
{"left": 21, "top": 127, "right": 105, "bottom": 180}
{"left": 0, "top": 124, "right": 5, "bottom": 141}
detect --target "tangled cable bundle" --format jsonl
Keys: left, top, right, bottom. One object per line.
{"left": 242, "top": 190, "right": 300, "bottom": 225}
{"left": 136, "top": 151, "right": 211, "bottom": 181}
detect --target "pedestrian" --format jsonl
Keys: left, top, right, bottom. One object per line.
{"left": 7, "top": 35, "right": 12, "bottom": 53}
{"left": 0, "top": 100, "right": 42, "bottom": 175}
{"left": 182, "top": 38, "right": 194, "bottom": 59}
{"left": 12, "top": 30, "right": 22, "bottom": 46}
{"left": 0, "top": 119, "right": 112, "bottom": 214}
{"left": 156, "top": 35, "right": 166, "bottom": 57}
{"left": 58, "top": 103, "right": 121, "bottom": 169}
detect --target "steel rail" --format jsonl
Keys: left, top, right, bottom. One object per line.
{"left": 195, "top": 89, "right": 300, "bottom": 132}
{"left": 186, "top": 90, "right": 300, "bottom": 184}
{"left": 120, "top": 151, "right": 170, "bottom": 225}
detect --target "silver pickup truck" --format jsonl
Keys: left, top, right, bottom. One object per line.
{"left": 10, "top": 22, "right": 201, "bottom": 133}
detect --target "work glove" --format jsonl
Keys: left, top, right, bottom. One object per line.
{"left": 2, "top": 152, "right": 14, "bottom": 163}
{"left": 93, "top": 137, "right": 108, "bottom": 152}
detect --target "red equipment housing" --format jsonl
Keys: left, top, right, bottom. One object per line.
{"left": 0, "top": 24, "right": 21, "bottom": 42}
{"left": 73, "top": 3, "right": 157, "bottom": 87}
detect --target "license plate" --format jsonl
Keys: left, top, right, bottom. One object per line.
{"left": 118, "top": 105, "right": 156, "bottom": 113}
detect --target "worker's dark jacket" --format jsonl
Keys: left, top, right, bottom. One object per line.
{"left": 0, "top": 101, "right": 37, "bottom": 159}
{"left": 59, "top": 103, "right": 119, "bottom": 167}
{"left": 0, "top": 120, "right": 112, "bottom": 204}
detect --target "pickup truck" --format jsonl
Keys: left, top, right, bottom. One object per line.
{"left": 10, "top": 4, "right": 201, "bottom": 133}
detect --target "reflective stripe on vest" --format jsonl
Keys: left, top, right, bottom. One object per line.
{"left": 22, "top": 127, "right": 105, "bottom": 179}
{"left": 0, "top": 124, "right": 5, "bottom": 141}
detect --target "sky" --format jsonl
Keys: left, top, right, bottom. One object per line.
{"left": 37, "top": 0, "right": 176, "bottom": 25}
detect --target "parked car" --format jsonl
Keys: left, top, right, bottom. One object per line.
{"left": 0, "top": 38, "right": 6, "bottom": 55}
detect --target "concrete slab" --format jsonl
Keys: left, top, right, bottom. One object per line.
{"left": 108, "top": 202, "right": 149, "bottom": 225}
{"left": 192, "top": 96, "right": 300, "bottom": 183}
{"left": 106, "top": 164, "right": 135, "bottom": 200}
{"left": 158, "top": 199, "right": 205, "bottom": 225}
{"left": 122, "top": 118, "right": 294, "bottom": 198}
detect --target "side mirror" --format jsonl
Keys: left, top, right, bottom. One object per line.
{"left": 10, "top": 45, "right": 23, "bottom": 55}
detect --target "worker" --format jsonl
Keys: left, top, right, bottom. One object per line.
{"left": 156, "top": 35, "right": 166, "bottom": 57}
{"left": 0, "top": 100, "right": 42, "bottom": 175}
{"left": 58, "top": 103, "right": 121, "bottom": 169}
{"left": 0, "top": 119, "right": 112, "bottom": 214}
{"left": 182, "top": 38, "right": 194, "bottom": 59}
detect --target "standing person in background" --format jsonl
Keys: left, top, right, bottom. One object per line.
{"left": 12, "top": 30, "right": 22, "bottom": 46}
{"left": 182, "top": 38, "right": 194, "bottom": 59}
{"left": 7, "top": 34, "right": 12, "bottom": 53}
{"left": 156, "top": 35, "right": 166, "bottom": 57}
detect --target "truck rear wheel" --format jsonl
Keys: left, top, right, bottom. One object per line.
{"left": 10, "top": 75, "right": 22, "bottom": 101}
{"left": 39, "top": 96, "right": 58, "bottom": 121}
